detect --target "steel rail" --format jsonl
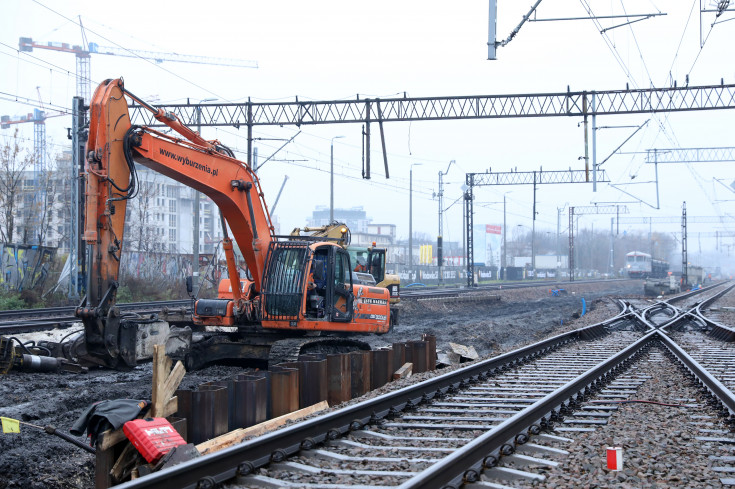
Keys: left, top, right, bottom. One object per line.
{"left": 399, "top": 330, "right": 657, "bottom": 488}
{"left": 0, "top": 299, "right": 192, "bottom": 335}
{"left": 689, "top": 282, "right": 735, "bottom": 340}
{"left": 114, "top": 305, "right": 631, "bottom": 489}
{"left": 657, "top": 281, "right": 734, "bottom": 333}
{"left": 0, "top": 299, "right": 191, "bottom": 321}
{"left": 401, "top": 278, "right": 630, "bottom": 299}
{"left": 658, "top": 331, "right": 735, "bottom": 415}
{"left": 0, "top": 319, "right": 80, "bottom": 334}
{"left": 0, "top": 279, "right": 627, "bottom": 333}
{"left": 413, "top": 302, "right": 735, "bottom": 488}
{"left": 635, "top": 281, "right": 730, "bottom": 332}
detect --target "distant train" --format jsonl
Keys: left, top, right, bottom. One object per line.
{"left": 625, "top": 251, "right": 669, "bottom": 278}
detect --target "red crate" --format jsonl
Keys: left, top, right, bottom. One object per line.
{"left": 123, "top": 418, "right": 186, "bottom": 463}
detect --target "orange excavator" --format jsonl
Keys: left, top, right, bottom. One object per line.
{"left": 72, "top": 78, "right": 390, "bottom": 369}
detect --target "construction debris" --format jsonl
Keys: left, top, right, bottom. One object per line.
{"left": 393, "top": 362, "right": 413, "bottom": 379}
{"left": 449, "top": 342, "right": 479, "bottom": 362}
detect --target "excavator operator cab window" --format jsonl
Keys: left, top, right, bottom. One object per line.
{"left": 304, "top": 245, "right": 353, "bottom": 322}
{"left": 367, "top": 250, "right": 385, "bottom": 283}
{"left": 306, "top": 252, "right": 328, "bottom": 318}
{"left": 330, "top": 248, "right": 354, "bottom": 322}
{"left": 352, "top": 251, "right": 368, "bottom": 273}
{"left": 263, "top": 244, "right": 308, "bottom": 319}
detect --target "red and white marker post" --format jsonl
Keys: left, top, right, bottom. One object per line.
{"left": 606, "top": 446, "right": 623, "bottom": 470}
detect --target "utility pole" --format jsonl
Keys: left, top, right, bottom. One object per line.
{"left": 193, "top": 98, "right": 216, "bottom": 295}
{"left": 409, "top": 163, "right": 422, "bottom": 268}
{"left": 557, "top": 206, "right": 562, "bottom": 279}
{"left": 437, "top": 160, "right": 454, "bottom": 285}
{"left": 330, "top": 136, "right": 344, "bottom": 222}
{"left": 502, "top": 194, "right": 507, "bottom": 276}
{"left": 609, "top": 217, "right": 614, "bottom": 277}
{"left": 592, "top": 93, "right": 597, "bottom": 191}
{"left": 193, "top": 109, "right": 201, "bottom": 295}
{"left": 464, "top": 184, "right": 474, "bottom": 287}
{"left": 531, "top": 171, "right": 537, "bottom": 278}
{"left": 69, "top": 96, "right": 85, "bottom": 299}
{"left": 682, "top": 201, "right": 688, "bottom": 287}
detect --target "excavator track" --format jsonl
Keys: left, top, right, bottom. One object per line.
{"left": 267, "top": 337, "right": 372, "bottom": 366}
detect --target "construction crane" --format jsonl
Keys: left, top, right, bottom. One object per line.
{"left": 1, "top": 83, "right": 69, "bottom": 244}
{"left": 1, "top": 108, "right": 47, "bottom": 180}
{"left": 17, "top": 25, "right": 258, "bottom": 296}
{"left": 18, "top": 36, "right": 258, "bottom": 103}
{"left": 0, "top": 109, "right": 51, "bottom": 243}
{"left": 2, "top": 85, "right": 68, "bottom": 177}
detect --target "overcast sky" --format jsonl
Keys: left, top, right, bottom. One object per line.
{"left": 2, "top": 0, "right": 734, "bottom": 266}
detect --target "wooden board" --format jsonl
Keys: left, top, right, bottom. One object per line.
{"left": 196, "top": 401, "right": 329, "bottom": 456}
{"left": 393, "top": 362, "right": 413, "bottom": 379}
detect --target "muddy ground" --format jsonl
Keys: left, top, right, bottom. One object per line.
{"left": 0, "top": 279, "right": 644, "bottom": 489}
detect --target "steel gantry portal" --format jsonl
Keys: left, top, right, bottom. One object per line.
{"left": 464, "top": 170, "right": 611, "bottom": 286}
{"left": 645, "top": 147, "right": 735, "bottom": 164}
{"left": 128, "top": 83, "right": 735, "bottom": 179}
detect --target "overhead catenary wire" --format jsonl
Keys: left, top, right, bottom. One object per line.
{"left": 0, "top": 42, "right": 78, "bottom": 89}
{"left": 30, "top": 0, "right": 233, "bottom": 103}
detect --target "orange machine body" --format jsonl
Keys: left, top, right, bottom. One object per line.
{"left": 79, "top": 79, "right": 389, "bottom": 368}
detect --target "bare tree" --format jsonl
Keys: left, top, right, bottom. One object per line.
{"left": 35, "top": 142, "right": 62, "bottom": 246}
{"left": 0, "top": 129, "right": 35, "bottom": 243}
{"left": 126, "top": 169, "right": 163, "bottom": 253}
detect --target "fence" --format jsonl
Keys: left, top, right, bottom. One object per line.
{"left": 0, "top": 243, "right": 56, "bottom": 291}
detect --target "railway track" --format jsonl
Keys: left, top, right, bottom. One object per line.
{"left": 0, "top": 299, "right": 191, "bottom": 334}
{"left": 401, "top": 278, "right": 628, "bottom": 300}
{"left": 106, "top": 281, "right": 735, "bottom": 489}
{"left": 0, "top": 279, "right": 625, "bottom": 336}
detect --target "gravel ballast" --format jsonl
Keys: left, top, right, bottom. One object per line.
{"left": 518, "top": 347, "right": 729, "bottom": 488}
{"left": 0, "top": 279, "right": 645, "bottom": 488}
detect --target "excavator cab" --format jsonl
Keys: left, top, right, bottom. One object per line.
{"left": 261, "top": 241, "right": 354, "bottom": 325}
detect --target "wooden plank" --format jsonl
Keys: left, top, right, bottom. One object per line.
{"left": 98, "top": 428, "right": 128, "bottom": 452}
{"left": 158, "top": 396, "right": 179, "bottom": 419}
{"left": 196, "top": 401, "right": 329, "bottom": 456}
{"left": 97, "top": 348, "right": 185, "bottom": 481}
{"left": 151, "top": 345, "right": 186, "bottom": 417}
{"left": 95, "top": 439, "right": 117, "bottom": 489}
{"left": 393, "top": 362, "right": 413, "bottom": 380}
{"left": 110, "top": 443, "right": 137, "bottom": 481}
{"left": 161, "top": 361, "right": 186, "bottom": 402}
{"left": 151, "top": 345, "right": 169, "bottom": 416}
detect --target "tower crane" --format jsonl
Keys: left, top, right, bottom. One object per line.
{"left": 17, "top": 26, "right": 258, "bottom": 293}
{"left": 18, "top": 36, "right": 258, "bottom": 103}
{"left": 0, "top": 108, "right": 64, "bottom": 244}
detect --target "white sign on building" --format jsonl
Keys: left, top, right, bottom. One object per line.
{"left": 472, "top": 224, "right": 502, "bottom": 266}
